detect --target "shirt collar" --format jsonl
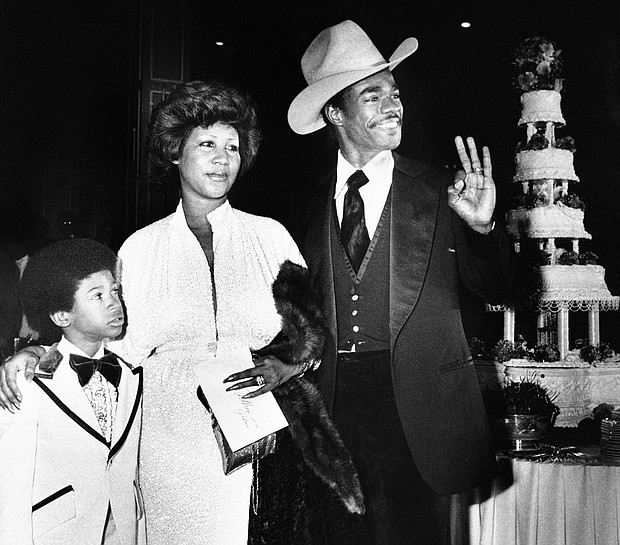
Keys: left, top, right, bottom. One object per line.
{"left": 170, "top": 199, "right": 233, "bottom": 235}
{"left": 334, "top": 150, "right": 394, "bottom": 199}
{"left": 206, "top": 199, "right": 233, "bottom": 230}
{"left": 58, "top": 336, "right": 105, "bottom": 360}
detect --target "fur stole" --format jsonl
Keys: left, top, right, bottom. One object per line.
{"left": 253, "top": 260, "right": 365, "bottom": 515}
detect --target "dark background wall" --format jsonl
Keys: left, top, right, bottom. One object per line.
{"left": 1, "top": 0, "right": 138, "bottom": 251}
{"left": 1, "top": 0, "right": 619, "bottom": 348}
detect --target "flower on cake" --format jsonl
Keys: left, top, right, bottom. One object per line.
{"left": 557, "top": 249, "right": 580, "bottom": 265}
{"left": 513, "top": 179, "right": 585, "bottom": 210}
{"left": 468, "top": 336, "right": 618, "bottom": 366}
{"left": 555, "top": 135, "right": 576, "bottom": 152}
{"left": 558, "top": 192, "right": 585, "bottom": 210}
{"left": 515, "top": 133, "right": 576, "bottom": 153}
{"left": 576, "top": 339, "right": 614, "bottom": 363}
{"left": 516, "top": 133, "right": 549, "bottom": 152}
{"left": 513, "top": 36, "right": 563, "bottom": 92}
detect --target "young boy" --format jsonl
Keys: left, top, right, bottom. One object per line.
{"left": 0, "top": 238, "right": 145, "bottom": 545}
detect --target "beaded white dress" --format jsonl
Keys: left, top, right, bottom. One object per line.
{"left": 114, "top": 200, "right": 304, "bottom": 545}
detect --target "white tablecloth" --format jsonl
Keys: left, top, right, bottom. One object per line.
{"left": 451, "top": 458, "right": 620, "bottom": 545}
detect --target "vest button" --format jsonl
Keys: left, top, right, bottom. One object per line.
{"left": 352, "top": 325, "right": 360, "bottom": 333}
{"left": 351, "top": 294, "right": 359, "bottom": 301}
{"left": 351, "top": 310, "right": 358, "bottom": 316}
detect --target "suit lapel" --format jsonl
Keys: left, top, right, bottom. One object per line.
{"left": 389, "top": 154, "right": 441, "bottom": 343}
{"left": 35, "top": 360, "right": 108, "bottom": 446}
{"left": 110, "top": 364, "right": 142, "bottom": 459}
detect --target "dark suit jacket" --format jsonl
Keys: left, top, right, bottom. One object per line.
{"left": 292, "top": 152, "right": 514, "bottom": 495}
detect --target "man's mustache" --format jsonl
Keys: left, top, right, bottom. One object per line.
{"left": 370, "top": 114, "right": 401, "bottom": 128}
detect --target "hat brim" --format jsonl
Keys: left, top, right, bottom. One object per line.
{"left": 288, "top": 37, "right": 419, "bottom": 135}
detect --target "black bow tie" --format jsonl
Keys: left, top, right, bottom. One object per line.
{"left": 69, "top": 351, "right": 122, "bottom": 388}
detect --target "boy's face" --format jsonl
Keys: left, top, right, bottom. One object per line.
{"left": 63, "top": 270, "right": 125, "bottom": 346}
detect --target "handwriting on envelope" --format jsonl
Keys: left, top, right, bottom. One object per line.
{"left": 194, "top": 348, "right": 289, "bottom": 452}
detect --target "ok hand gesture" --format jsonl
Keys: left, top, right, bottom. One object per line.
{"left": 448, "top": 136, "right": 496, "bottom": 235}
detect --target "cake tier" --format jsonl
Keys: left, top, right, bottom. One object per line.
{"left": 514, "top": 148, "right": 579, "bottom": 182}
{"left": 518, "top": 90, "right": 565, "bottom": 126}
{"left": 590, "top": 365, "right": 620, "bottom": 407}
{"left": 539, "top": 264, "right": 615, "bottom": 302}
{"left": 506, "top": 205, "right": 591, "bottom": 240}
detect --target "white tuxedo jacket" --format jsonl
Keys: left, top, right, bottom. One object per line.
{"left": 0, "top": 343, "right": 145, "bottom": 545}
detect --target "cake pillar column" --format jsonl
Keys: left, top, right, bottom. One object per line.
{"left": 545, "top": 179, "right": 554, "bottom": 205}
{"left": 545, "top": 121, "right": 554, "bottom": 145}
{"left": 537, "top": 312, "right": 546, "bottom": 345}
{"left": 588, "top": 306, "right": 600, "bottom": 346}
{"left": 504, "top": 308, "right": 515, "bottom": 342}
{"left": 547, "top": 238, "right": 556, "bottom": 263}
{"left": 557, "top": 306, "right": 570, "bottom": 360}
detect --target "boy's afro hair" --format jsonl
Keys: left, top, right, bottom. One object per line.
{"left": 20, "top": 238, "right": 118, "bottom": 343}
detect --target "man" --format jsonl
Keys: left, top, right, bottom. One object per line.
{"left": 286, "top": 20, "right": 513, "bottom": 544}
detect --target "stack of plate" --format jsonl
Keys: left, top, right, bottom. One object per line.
{"left": 601, "top": 411, "right": 620, "bottom": 465}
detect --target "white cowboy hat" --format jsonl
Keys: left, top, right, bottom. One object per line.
{"left": 287, "top": 20, "right": 418, "bottom": 135}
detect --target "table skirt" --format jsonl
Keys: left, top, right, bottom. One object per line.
{"left": 451, "top": 459, "right": 620, "bottom": 545}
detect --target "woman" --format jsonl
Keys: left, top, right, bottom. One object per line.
{"left": 0, "top": 80, "right": 309, "bottom": 544}
{"left": 116, "top": 80, "right": 310, "bottom": 544}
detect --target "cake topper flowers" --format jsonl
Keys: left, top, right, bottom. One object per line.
{"left": 513, "top": 36, "right": 563, "bottom": 93}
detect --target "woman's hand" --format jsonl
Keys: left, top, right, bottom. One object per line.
{"left": 223, "top": 355, "right": 304, "bottom": 399}
{"left": 0, "top": 346, "right": 47, "bottom": 411}
{"left": 448, "top": 136, "right": 496, "bottom": 235}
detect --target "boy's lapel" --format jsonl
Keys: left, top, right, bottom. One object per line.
{"left": 36, "top": 359, "right": 107, "bottom": 444}
{"left": 110, "top": 364, "right": 143, "bottom": 455}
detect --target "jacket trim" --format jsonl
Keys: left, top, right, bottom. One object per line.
{"left": 32, "top": 485, "right": 74, "bottom": 512}
{"left": 33, "top": 377, "right": 110, "bottom": 448}
{"left": 109, "top": 366, "right": 143, "bottom": 460}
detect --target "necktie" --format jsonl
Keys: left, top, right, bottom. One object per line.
{"left": 341, "top": 170, "right": 370, "bottom": 272}
{"left": 69, "top": 352, "right": 122, "bottom": 388}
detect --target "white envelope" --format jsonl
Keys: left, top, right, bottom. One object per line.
{"left": 195, "top": 347, "right": 289, "bottom": 451}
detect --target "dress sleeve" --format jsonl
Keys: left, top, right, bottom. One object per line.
{"left": 274, "top": 220, "right": 307, "bottom": 268}
{"left": 113, "top": 238, "right": 151, "bottom": 364}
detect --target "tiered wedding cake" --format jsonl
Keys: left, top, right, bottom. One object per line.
{"left": 479, "top": 37, "right": 620, "bottom": 427}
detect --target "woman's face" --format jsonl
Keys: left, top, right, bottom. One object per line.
{"left": 174, "top": 122, "right": 241, "bottom": 209}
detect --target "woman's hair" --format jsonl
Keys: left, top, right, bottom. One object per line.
{"left": 20, "top": 238, "right": 118, "bottom": 343}
{"left": 148, "top": 79, "right": 261, "bottom": 179}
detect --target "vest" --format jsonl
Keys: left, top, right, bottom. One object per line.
{"left": 332, "top": 194, "right": 391, "bottom": 352}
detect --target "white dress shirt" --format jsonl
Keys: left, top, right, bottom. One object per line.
{"left": 334, "top": 150, "right": 394, "bottom": 239}
{"left": 60, "top": 337, "right": 118, "bottom": 443}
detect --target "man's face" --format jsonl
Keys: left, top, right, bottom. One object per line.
{"left": 335, "top": 69, "right": 403, "bottom": 163}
